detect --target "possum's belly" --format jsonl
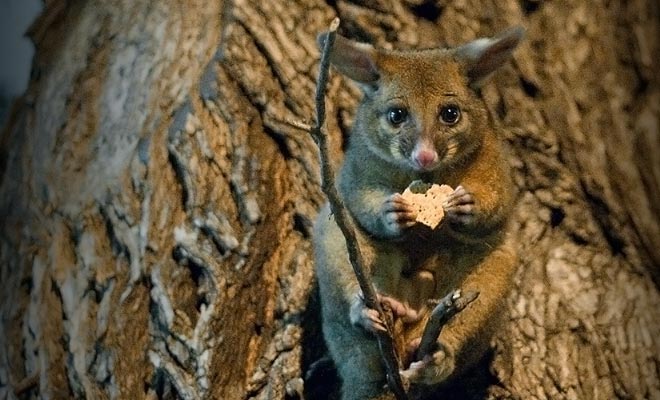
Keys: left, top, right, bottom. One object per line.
{"left": 394, "top": 241, "right": 472, "bottom": 309}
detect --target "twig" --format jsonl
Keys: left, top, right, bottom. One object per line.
{"left": 312, "top": 18, "right": 408, "bottom": 400}
{"left": 415, "top": 290, "right": 480, "bottom": 361}
{"left": 13, "top": 371, "right": 39, "bottom": 396}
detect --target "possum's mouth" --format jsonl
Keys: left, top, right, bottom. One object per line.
{"left": 412, "top": 159, "right": 438, "bottom": 172}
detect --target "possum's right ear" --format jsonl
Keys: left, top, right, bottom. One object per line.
{"left": 317, "top": 33, "right": 380, "bottom": 84}
{"left": 454, "top": 26, "right": 525, "bottom": 88}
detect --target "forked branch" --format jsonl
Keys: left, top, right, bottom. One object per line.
{"left": 415, "top": 290, "right": 479, "bottom": 361}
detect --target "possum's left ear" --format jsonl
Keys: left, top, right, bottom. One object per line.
{"left": 454, "top": 26, "right": 525, "bottom": 88}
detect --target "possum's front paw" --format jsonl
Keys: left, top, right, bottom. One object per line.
{"left": 401, "top": 343, "right": 455, "bottom": 385}
{"left": 350, "top": 293, "right": 387, "bottom": 333}
{"left": 381, "top": 193, "right": 417, "bottom": 236}
{"left": 442, "top": 185, "right": 476, "bottom": 225}
{"left": 349, "top": 292, "right": 421, "bottom": 333}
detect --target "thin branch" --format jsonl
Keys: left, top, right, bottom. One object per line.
{"left": 415, "top": 290, "right": 480, "bottom": 361}
{"left": 312, "top": 18, "right": 408, "bottom": 400}
{"left": 13, "top": 371, "right": 39, "bottom": 396}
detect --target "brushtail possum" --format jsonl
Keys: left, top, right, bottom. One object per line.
{"left": 313, "top": 26, "right": 524, "bottom": 400}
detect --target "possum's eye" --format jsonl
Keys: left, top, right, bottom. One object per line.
{"left": 439, "top": 105, "right": 461, "bottom": 125}
{"left": 387, "top": 107, "right": 408, "bottom": 126}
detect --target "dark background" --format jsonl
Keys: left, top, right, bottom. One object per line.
{"left": 0, "top": 0, "right": 41, "bottom": 125}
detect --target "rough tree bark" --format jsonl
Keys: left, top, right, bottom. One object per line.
{"left": 0, "top": 0, "right": 658, "bottom": 399}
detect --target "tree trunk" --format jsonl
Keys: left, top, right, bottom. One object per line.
{"left": 0, "top": 0, "right": 657, "bottom": 399}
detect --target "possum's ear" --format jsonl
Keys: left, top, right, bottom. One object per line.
{"left": 454, "top": 26, "right": 525, "bottom": 88}
{"left": 317, "top": 33, "right": 380, "bottom": 84}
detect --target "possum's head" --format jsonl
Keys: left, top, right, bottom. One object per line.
{"left": 318, "top": 27, "right": 524, "bottom": 172}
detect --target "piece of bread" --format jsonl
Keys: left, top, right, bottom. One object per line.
{"left": 401, "top": 181, "right": 454, "bottom": 229}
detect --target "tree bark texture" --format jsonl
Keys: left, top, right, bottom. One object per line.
{"left": 0, "top": 0, "right": 658, "bottom": 399}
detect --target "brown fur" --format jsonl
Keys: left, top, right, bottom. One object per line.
{"left": 313, "top": 27, "right": 524, "bottom": 400}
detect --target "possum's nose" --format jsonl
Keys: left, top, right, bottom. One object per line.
{"left": 413, "top": 148, "right": 438, "bottom": 170}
